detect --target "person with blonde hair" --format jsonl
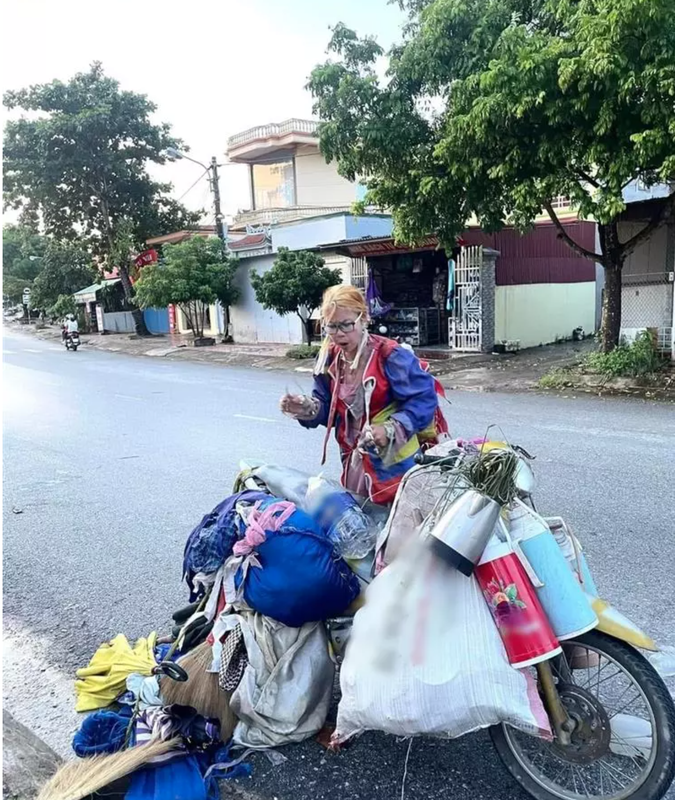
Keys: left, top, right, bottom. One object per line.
{"left": 280, "top": 285, "right": 448, "bottom": 505}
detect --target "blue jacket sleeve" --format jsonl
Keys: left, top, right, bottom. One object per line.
{"left": 298, "top": 373, "right": 330, "bottom": 429}
{"left": 383, "top": 347, "right": 437, "bottom": 436}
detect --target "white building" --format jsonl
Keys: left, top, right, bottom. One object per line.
{"left": 225, "top": 119, "right": 389, "bottom": 345}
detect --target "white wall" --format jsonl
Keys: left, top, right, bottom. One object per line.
{"left": 495, "top": 282, "right": 596, "bottom": 348}
{"left": 230, "top": 255, "right": 304, "bottom": 345}
{"left": 294, "top": 149, "right": 356, "bottom": 206}
{"left": 620, "top": 222, "right": 669, "bottom": 281}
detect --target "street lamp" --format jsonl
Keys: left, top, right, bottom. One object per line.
{"left": 167, "top": 148, "right": 227, "bottom": 245}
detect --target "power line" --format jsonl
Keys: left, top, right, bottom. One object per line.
{"left": 177, "top": 166, "right": 210, "bottom": 202}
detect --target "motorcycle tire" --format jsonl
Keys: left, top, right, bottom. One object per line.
{"left": 490, "top": 630, "right": 675, "bottom": 800}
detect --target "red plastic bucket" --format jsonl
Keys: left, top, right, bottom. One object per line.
{"left": 476, "top": 540, "right": 561, "bottom": 668}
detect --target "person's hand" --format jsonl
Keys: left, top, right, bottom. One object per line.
{"left": 280, "top": 393, "right": 312, "bottom": 418}
{"left": 370, "top": 424, "right": 389, "bottom": 448}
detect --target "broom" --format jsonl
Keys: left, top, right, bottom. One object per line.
{"left": 36, "top": 737, "right": 180, "bottom": 800}
{"left": 160, "top": 640, "right": 237, "bottom": 741}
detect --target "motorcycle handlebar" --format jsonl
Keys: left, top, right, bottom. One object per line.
{"left": 414, "top": 452, "right": 461, "bottom": 467}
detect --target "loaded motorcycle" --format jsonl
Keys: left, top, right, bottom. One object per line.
{"left": 236, "top": 444, "right": 675, "bottom": 800}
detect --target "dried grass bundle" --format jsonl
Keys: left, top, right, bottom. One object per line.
{"left": 160, "top": 641, "right": 237, "bottom": 741}
{"left": 36, "top": 737, "right": 180, "bottom": 800}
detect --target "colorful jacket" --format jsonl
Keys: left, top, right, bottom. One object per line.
{"left": 300, "top": 335, "right": 448, "bottom": 505}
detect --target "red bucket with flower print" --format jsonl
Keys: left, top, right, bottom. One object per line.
{"left": 476, "top": 540, "right": 561, "bottom": 669}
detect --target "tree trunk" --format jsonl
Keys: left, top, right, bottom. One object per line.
{"left": 118, "top": 263, "right": 150, "bottom": 337}
{"left": 600, "top": 266, "right": 622, "bottom": 353}
{"left": 598, "top": 222, "right": 624, "bottom": 354}
{"left": 298, "top": 313, "right": 314, "bottom": 345}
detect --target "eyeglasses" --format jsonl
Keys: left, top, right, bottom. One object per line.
{"left": 323, "top": 314, "right": 362, "bottom": 335}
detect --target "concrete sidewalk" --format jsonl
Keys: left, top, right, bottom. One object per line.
{"left": 19, "top": 321, "right": 593, "bottom": 393}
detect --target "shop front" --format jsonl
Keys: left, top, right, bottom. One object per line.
{"left": 328, "top": 235, "right": 457, "bottom": 348}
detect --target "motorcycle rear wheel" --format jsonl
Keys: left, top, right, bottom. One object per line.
{"left": 491, "top": 630, "right": 675, "bottom": 800}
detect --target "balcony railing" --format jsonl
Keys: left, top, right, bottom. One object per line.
{"left": 228, "top": 119, "right": 319, "bottom": 149}
{"left": 231, "top": 205, "right": 353, "bottom": 228}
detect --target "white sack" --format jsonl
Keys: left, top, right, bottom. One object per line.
{"left": 336, "top": 542, "right": 551, "bottom": 742}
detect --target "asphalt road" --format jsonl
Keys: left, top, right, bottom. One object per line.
{"left": 4, "top": 326, "right": 675, "bottom": 800}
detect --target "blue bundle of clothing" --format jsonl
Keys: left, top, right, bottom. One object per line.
{"left": 182, "top": 490, "right": 268, "bottom": 599}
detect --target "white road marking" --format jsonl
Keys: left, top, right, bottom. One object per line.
{"left": 23, "top": 348, "right": 42, "bottom": 353}
{"left": 3, "top": 349, "right": 17, "bottom": 354}
{"left": 114, "top": 393, "right": 143, "bottom": 401}
{"left": 234, "top": 413, "right": 277, "bottom": 423}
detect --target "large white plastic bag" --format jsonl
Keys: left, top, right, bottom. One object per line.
{"left": 335, "top": 542, "right": 551, "bottom": 741}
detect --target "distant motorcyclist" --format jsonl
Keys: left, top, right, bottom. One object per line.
{"left": 62, "top": 313, "right": 79, "bottom": 340}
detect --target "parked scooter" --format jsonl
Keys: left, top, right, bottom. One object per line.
{"left": 237, "top": 448, "right": 675, "bottom": 800}
{"left": 64, "top": 331, "right": 80, "bottom": 351}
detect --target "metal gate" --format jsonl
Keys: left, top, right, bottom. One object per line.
{"left": 448, "top": 245, "right": 483, "bottom": 351}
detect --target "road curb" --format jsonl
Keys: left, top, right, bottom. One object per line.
{"left": 3, "top": 710, "right": 61, "bottom": 799}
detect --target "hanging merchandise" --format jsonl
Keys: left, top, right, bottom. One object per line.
{"left": 335, "top": 541, "right": 551, "bottom": 741}
{"left": 509, "top": 502, "right": 598, "bottom": 640}
{"left": 229, "top": 498, "right": 360, "bottom": 628}
{"left": 75, "top": 633, "right": 158, "bottom": 712}
{"left": 228, "top": 612, "right": 335, "bottom": 749}
{"left": 365, "top": 270, "right": 393, "bottom": 319}
{"left": 446, "top": 258, "right": 456, "bottom": 311}
{"left": 475, "top": 537, "right": 561, "bottom": 668}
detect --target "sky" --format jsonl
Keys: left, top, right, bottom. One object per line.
{"left": 2, "top": 0, "right": 406, "bottom": 225}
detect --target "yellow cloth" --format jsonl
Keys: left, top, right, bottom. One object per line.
{"left": 74, "top": 632, "right": 158, "bottom": 712}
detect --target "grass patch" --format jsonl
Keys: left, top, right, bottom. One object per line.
{"left": 538, "top": 368, "right": 573, "bottom": 389}
{"left": 286, "top": 344, "right": 320, "bottom": 360}
{"left": 582, "top": 331, "right": 667, "bottom": 379}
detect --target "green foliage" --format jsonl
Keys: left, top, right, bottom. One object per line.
{"left": 251, "top": 248, "right": 341, "bottom": 342}
{"left": 48, "top": 294, "right": 77, "bottom": 320}
{"left": 134, "top": 236, "right": 239, "bottom": 339}
{"left": 583, "top": 331, "right": 667, "bottom": 378}
{"left": 310, "top": 2, "right": 675, "bottom": 242}
{"left": 286, "top": 344, "right": 321, "bottom": 360}
{"left": 31, "top": 241, "right": 96, "bottom": 310}
{"left": 3, "top": 62, "right": 199, "bottom": 330}
{"left": 538, "top": 368, "right": 573, "bottom": 390}
{"left": 2, "top": 224, "right": 47, "bottom": 302}
{"left": 309, "top": 2, "right": 675, "bottom": 350}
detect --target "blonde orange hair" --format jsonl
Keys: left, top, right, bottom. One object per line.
{"left": 321, "top": 284, "right": 368, "bottom": 321}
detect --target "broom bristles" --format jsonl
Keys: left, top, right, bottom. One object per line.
{"left": 161, "top": 640, "right": 237, "bottom": 741}
{"left": 36, "top": 737, "right": 180, "bottom": 800}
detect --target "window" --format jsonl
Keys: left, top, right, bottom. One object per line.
{"left": 252, "top": 160, "right": 296, "bottom": 209}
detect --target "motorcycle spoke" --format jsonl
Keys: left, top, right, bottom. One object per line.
{"left": 606, "top": 692, "right": 644, "bottom": 720}
{"left": 609, "top": 731, "right": 649, "bottom": 769}
{"left": 595, "top": 757, "right": 636, "bottom": 788}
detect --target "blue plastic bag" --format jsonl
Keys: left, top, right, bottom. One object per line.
{"left": 236, "top": 499, "right": 360, "bottom": 627}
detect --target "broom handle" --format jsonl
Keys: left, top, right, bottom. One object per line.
{"left": 165, "top": 592, "right": 210, "bottom": 661}
{"left": 123, "top": 591, "right": 211, "bottom": 749}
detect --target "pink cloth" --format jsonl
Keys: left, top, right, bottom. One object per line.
{"left": 232, "top": 500, "right": 296, "bottom": 557}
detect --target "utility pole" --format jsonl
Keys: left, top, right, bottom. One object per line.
{"left": 209, "top": 157, "right": 227, "bottom": 246}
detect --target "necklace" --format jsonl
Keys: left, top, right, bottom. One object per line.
{"left": 341, "top": 350, "right": 359, "bottom": 369}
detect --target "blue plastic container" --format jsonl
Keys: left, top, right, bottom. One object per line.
{"left": 519, "top": 526, "right": 598, "bottom": 641}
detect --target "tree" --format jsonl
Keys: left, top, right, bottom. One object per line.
{"left": 2, "top": 224, "right": 47, "bottom": 303}
{"left": 48, "top": 294, "right": 77, "bottom": 321}
{"left": 308, "top": 3, "right": 675, "bottom": 352}
{"left": 31, "top": 241, "right": 96, "bottom": 311}
{"left": 251, "top": 248, "right": 342, "bottom": 343}
{"left": 133, "top": 236, "right": 239, "bottom": 342}
{"left": 3, "top": 62, "right": 200, "bottom": 335}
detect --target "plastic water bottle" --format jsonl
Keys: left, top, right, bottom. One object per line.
{"left": 305, "top": 477, "right": 377, "bottom": 560}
